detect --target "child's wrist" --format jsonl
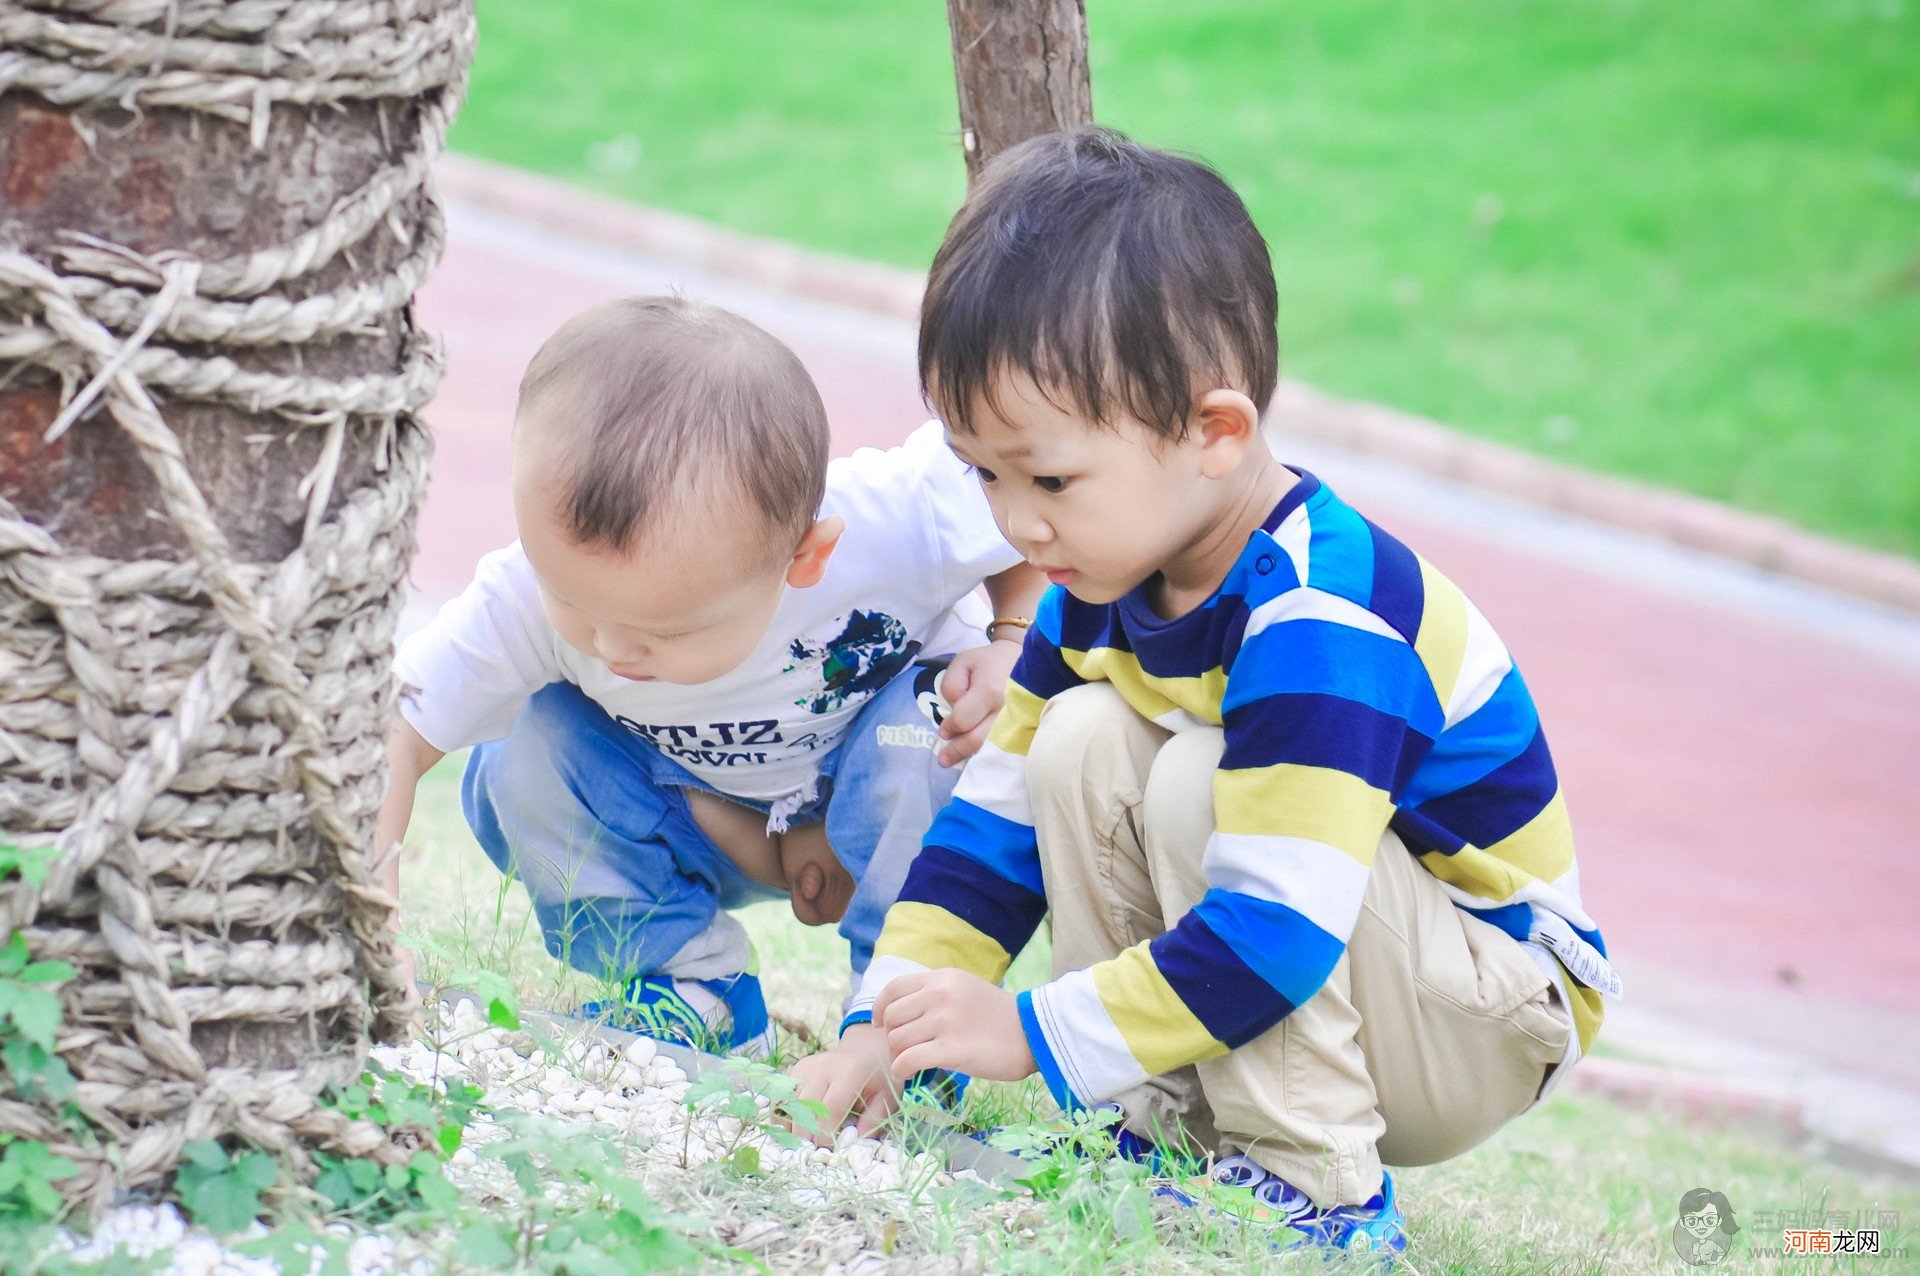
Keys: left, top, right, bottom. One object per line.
{"left": 985, "top": 616, "right": 1031, "bottom": 644}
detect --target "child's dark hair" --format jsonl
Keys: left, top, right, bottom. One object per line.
{"left": 919, "top": 126, "right": 1278, "bottom": 440}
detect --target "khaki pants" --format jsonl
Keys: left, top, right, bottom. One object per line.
{"left": 1027, "top": 684, "right": 1572, "bottom": 1207}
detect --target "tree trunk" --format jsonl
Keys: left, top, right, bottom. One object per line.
{"left": 0, "top": 3, "right": 472, "bottom": 1208}
{"left": 0, "top": 96, "right": 410, "bottom": 561}
{"left": 946, "top": 0, "right": 1094, "bottom": 182}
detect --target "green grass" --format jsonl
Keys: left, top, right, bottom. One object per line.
{"left": 450, "top": 1, "right": 1920, "bottom": 558}
{"left": 403, "top": 757, "right": 1920, "bottom": 1271}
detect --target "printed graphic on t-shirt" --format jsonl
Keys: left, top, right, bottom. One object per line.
{"left": 612, "top": 717, "right": 783, "bottom": 769}
{"left": 784, "top": 610, "right": 919, "bottom": 714}
{"left": 608, "top": 610, "right": 920, "bottom": 773}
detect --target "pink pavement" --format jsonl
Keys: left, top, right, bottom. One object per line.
{"left": 413, "top": 204, "right": 1920, "bottom": 1089}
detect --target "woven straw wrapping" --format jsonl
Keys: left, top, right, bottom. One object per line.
{"left": 0, "top": 0, "right": 473, "bottom": 1212}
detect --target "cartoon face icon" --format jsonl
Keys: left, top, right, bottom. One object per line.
{"left": 912, "top": 660, "right": 952, "bottom": 727}
{"left": 1681, "top": 1203, "right": 1720, "bottom": 1241}
{"left": 1672, "top": 1187, "right": 1738, "bottom": 1267}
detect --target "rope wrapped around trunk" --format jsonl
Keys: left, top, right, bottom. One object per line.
{"left": 0, "top": 0, "right": 473, "bottom": 1213}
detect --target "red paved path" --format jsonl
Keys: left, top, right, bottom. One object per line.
{"left": 414, "top": 207, "right": 1920, "bottom": 1086}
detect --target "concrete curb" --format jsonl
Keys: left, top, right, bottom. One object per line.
{"left": 435, "top": 152, "right": 1920, "bottom": 617}
{"left": 1561, "top": 1057, "right": 1805, "bottom": 1140}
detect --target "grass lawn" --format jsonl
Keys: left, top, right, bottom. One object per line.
{"left": 403, "top": 758, "right": 1920, "bottom": 1272}
{"left": 449, "top": 1, "right": 1920, "bottom": 559}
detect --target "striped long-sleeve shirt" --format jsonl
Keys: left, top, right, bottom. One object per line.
{"left": 849, "top": 471, "right": 1618, "bottom": 1110}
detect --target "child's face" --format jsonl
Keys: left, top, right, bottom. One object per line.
{"left": 512, "top": 427, "right": 826, "bottom": 685}
{"left": 943, "top": 374, "right": 1220, "bottom": 605}
{"left": 519, "top": 505, "right": 791, "bottom": 685}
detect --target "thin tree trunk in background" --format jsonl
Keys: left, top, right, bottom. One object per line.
{"left": 946, "top": 0, "right": 1094, "bottom": 183}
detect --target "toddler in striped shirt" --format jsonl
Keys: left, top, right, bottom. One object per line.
{"left": 791, "top": 127, "right": 1619, "bottom": 1252}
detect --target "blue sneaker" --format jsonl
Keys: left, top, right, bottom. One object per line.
{"left": 902, "top": 1067, "right": 971, "bottom": 1111}
{"left": 581, "top": 972, "right": 776, "bottom": 1058}
{"left": 1166, "top": 1154, "right": 1408, "bottom": 1256}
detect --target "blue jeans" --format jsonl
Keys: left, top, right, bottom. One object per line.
{"left": 461, "top": 666, "right": 957, "bottom": 993}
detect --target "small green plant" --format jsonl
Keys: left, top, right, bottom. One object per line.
{"left": 679, "top": 1057, "right": 828, "bottom": 1173}
{"left": 454, "top": 1112, "right": 704, "bottom": 1271}
{"left": 309, "top": 1060, "right": 484, "bottom": 1222}
{"left": 0, "top": 842, "right": 85, "bottom": 1228}
{"left": 173, "top": 1140, "right": 279, "bottom": 1234}
{"left": 986, "top": 1111, "right": 1162, "bottom": 1248}
{"left": 0, "top": 846, "right": 74, "bottom": 1111}
{"left": 0, "top": 1136, "right": 78, "bottom": 1224}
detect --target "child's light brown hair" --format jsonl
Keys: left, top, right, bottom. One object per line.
{"left": 517, "top": 295, "right": 829, "bottom": 557}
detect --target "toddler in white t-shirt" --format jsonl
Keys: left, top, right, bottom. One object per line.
{"left": 378, "top": 295, "right": 1042, "bottom": 1053}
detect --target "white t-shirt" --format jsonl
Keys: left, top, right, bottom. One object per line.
{"left": 394, "top": 421, "right": 1020, "bottom": 803}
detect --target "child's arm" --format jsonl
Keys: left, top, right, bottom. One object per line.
{"left": 933, "top": 561, "right": 1049, "bottom": 766}
{"left": 896, "top": 602, "right": 1432, "bottom": 1112}
{"left": 373, "top": 716, "right": 445, "bottom": 899}
{"left": 371, "top": 716, "right": 445, "bottom": 984}
{"left": 791, "top": 591, "right": 1081, "bottom": 1131}
{"left": 376, "top": 544, "right": 565, "bottom": 962}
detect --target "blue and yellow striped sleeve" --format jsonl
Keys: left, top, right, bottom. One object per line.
{"left": 1019, "top": 585, "right": 1442, "bottom": 1106}
{"left": 844, "top": 591, "right": 1083, "bottom": 1032}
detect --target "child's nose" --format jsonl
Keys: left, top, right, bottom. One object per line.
{"left": 1007, "top": 503, "right": 1053, "bottom": 546}
{"left": 595, "top": 632, "right": 647, "bottom": 665}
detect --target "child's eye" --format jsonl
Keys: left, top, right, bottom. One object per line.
{"left": 967, "top": 465, "right": 998, "bottom": 484}
{"left": 1034, "top": 475, "right": 1069, "bottom": 493}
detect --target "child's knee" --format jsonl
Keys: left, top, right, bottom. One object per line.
{"left": 1027, "top": 683, "right": 1149, "bottom": 792}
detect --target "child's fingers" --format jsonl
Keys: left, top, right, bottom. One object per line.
{"left": 872, "top": 972, "right": 927, "bottom": 1023}
{"left": 815, "top": 1075, "right": 864, "bottom": 1143}
{"left": 852, "top": 1086, "right": 898, "bottom": 1138}
{"left": 889, "top": 1042, "right": 949, "bottom": 1083}
{"left": 938, "top": 718, "right": 992, "bottom": 765}
{"left": 882, "top": 1014, "right": 938, "bottom": 1060}
{"left": 940, "top": 660, "right": 973, "bottom": 698}
{"left": 939, "top": 699, "right": 986, "bottom": 740}
{"left": 877, "top": 989, "right": 928, "bottom": 1033}
{"left": 936, "top": 690, "right": 998, "bottom": 764}
{"left": 935, "top": 663, "right": 971, "bottom": 731}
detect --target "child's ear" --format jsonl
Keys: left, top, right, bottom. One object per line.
{"left": 1192, "top": 389, "right": 1263, "bottom": 480}
{"left": 786, "top": 515, "right": 846, "bottom": 589}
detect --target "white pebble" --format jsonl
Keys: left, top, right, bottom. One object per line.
{"left": 171, "top": 1235, "right": 225, "bottom": 1275}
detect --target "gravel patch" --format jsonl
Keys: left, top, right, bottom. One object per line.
{"left": 35, "top": 997, "right": 1001, "bottom": 1273}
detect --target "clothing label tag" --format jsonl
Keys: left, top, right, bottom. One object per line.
{"left": 1532, "top": 912, "right": 1624, "bottom": 999}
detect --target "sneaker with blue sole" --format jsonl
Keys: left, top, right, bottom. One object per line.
{"left": 580, "top": 972, "right": 777, "bottom": 1058}
{"left": 1164, "top": 1154, "right": 1408, "bottom": 1257}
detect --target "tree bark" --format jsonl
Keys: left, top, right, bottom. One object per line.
{"left": 0, "top": 94, "right": 416, "bottom": 563}
{"left": 946, "top": 0, "right": 1094, "bottom": 183}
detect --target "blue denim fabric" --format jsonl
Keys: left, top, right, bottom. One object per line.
{"left": 461, "top": 664, "right": 957, "bottom": 990}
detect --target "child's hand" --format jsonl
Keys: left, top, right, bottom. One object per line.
{"left": 787, "top": 1022, "right": 900, "bottom": 1141}
{"left": 874, "top": 968, "right": 1036, "bottom": 1083}
{"left": 935, "top": 637, "right": 1023, "bottom": 766}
